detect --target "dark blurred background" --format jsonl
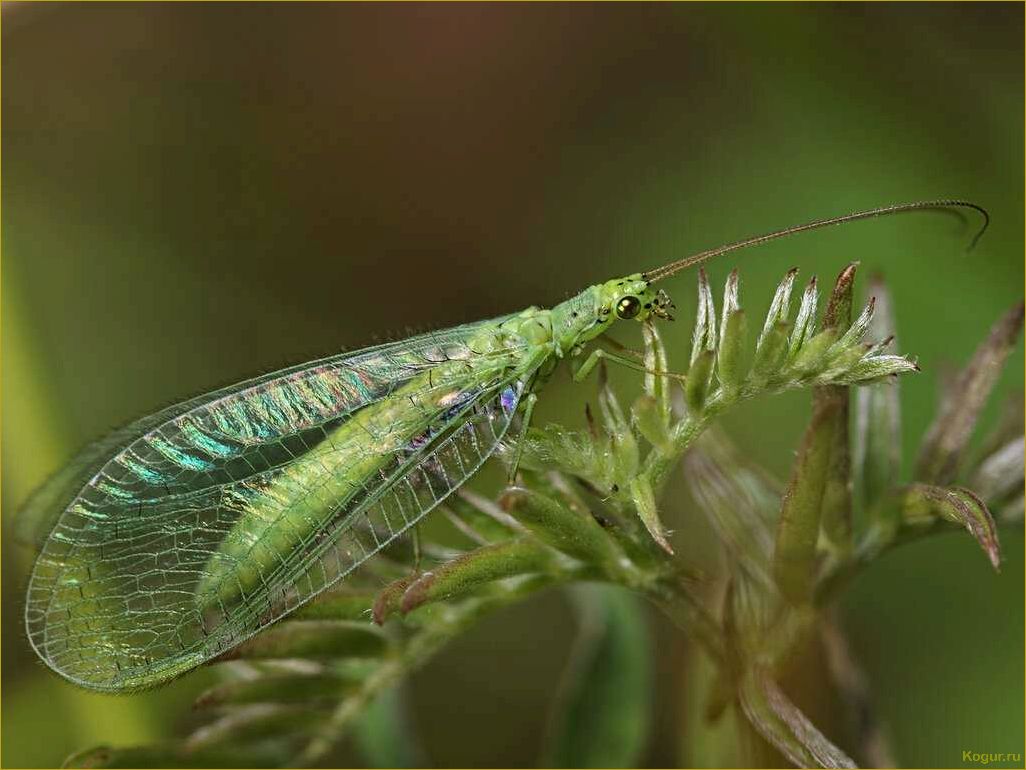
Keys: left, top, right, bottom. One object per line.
{"left": 2, "top": 3, "right": 1022, "bottom": 767}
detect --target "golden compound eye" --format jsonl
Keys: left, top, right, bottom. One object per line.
{"left": 616, "top": 295, "right": 641, "bottom": 319}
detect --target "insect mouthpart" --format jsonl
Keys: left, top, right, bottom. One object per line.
{"left": 651, "top": 289, "right": 676, "bottom": 321}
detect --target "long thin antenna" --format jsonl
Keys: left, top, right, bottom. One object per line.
{"left": 643, "top": 199, "right": 989, "bottom": 283}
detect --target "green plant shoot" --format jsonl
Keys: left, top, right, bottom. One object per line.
{"left": 20, "top": 200, "right": 987, "bottom": 692}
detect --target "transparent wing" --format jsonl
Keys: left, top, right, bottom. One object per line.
{"left": 17, "top": 316, "right": 515, "bottom": 547}
{"left": 24, "top": 320, "right": 532, "bottom": 691}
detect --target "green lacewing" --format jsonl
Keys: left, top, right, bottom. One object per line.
{"left": 21, "top": 200, "right": 986, "bottom": 691}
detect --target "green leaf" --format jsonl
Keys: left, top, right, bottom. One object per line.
{"left": 790, "top": 328, "right": 838, "bottom": 375}
{"left": 399, "top": 537, "right": 555, "bottom": 615}
{"left": 352, "top": 685, "right": 425, "bottom": 768}
{"left": 915, "top": 302, "right": 1024, "bottom": 484}
{"left": 184, "top": 704, "right": 326, "bottom": 753}
{"left": 632, "top": 393, "right": 671, "bottom": 452}
{"left": 751, "top": 321, "right": 790, "bottom": 382}
{"left": 788, "top": 276, "right": 819, "bottom": 357}
{"left": 774, "top": 392, "right": 844, "bottom": 604}
{"left": 641, "top": 318, "right": 672, "bottom": 417}
{"left": 63, "top": 743, "right": 285, "bottom": 768}
{"left": 690, "top": 267, "right": 717, "bottom": 367}
{"left": 194, "top": 672, "right": 358, "bottom": 709}
{"left": 598, "top": 367, "right": 640, "bottom": 482}
{"left": 939, "top": 487, "right": 1001, "bottom": 569}
{"left": 543, "top": 585, "right": 653, "bottom": 768}
{"left": 684, "top": 348, "right": 715, "bottom": 415}
{"left": 738, "top": 667, "right": 856, "bottom": 769}
{"left": 516, "top": 424, "right": 607, "bottom": 491}
{"left": 630, "top": 475, "right": 674, "bottom": 555}
{"left": 839, "top": 354, "right": 917, "bottom": 383}
{"left": 717, "top": 270, "right": 745, "bottom": 373}
{"left": 221, "top": 620, "right": 388, "bottom": 661}
{"left": 501, "top": 486, "right": 630, "bottom": 577}
{"left": 901, "top": 484, "right": 1001, "bottom": 569}
{"left": 718, "top": 308, "right": 748, "bottom": 396}
{"left": 816, "top": 344, "right": 868, "bottom": 382}
{"left": 827, "top": 296, "right": 875, "bottom": 354}
{"left": 758, "top": 268, "right": 798, "bottom": 347}
{"left": 820, "top": 263, "right": 857, "bottom": 331}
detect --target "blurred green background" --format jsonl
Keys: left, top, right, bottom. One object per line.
{"left": 2, "top": 3, "right": 1022, "bottom": 767}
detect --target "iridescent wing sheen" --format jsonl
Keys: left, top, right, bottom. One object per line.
{"left": 24, "top": 318, "right": 535, "bottom": 691}
{"left": 19, "top": 317, "right": 514, "bottom": 539}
